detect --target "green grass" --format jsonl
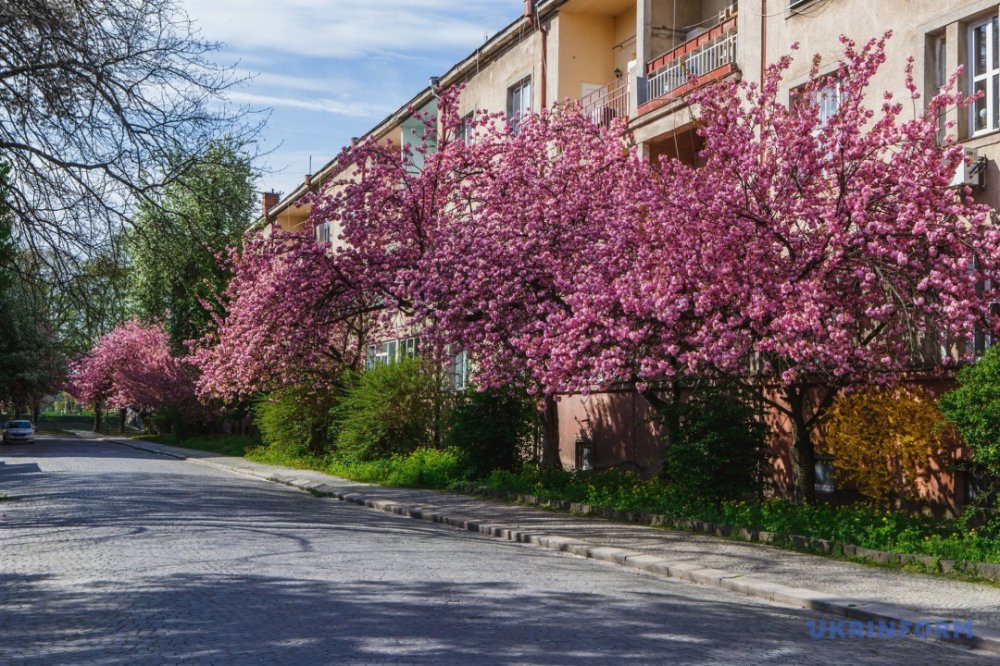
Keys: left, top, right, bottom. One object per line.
{"left": 134, "top": 433, "right": 261, "bottom": 457}
{"left": 244, "top": 443, "right": 465, "bottom": 490}
{"left": 479, "top": 467, "right": 1000, "bottom": 565}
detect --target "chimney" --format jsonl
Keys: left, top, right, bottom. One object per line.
{"left": 262, "top": 191, "right": 279, "bottom": 218}
{"left": 304, "top": 174, "right": 312, "bottom": 190}
{"left": 523, "top": 0, "right": 534, "bottom": 17}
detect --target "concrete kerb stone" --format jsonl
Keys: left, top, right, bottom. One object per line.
{"left": 583, "top": 546, "right": 643, "bottom": 565}
{"left": 88, "top": 433, "right": 1000, "bottom": 655}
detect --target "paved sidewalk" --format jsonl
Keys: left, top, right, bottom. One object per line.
{"left": 74, "top": 432, "right": 1000, "bottom": 654}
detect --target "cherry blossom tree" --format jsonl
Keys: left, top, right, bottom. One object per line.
{"left": 633, "top": 34, "right": 1000, "bottom": 501}
{"left": 191, "top": 232, "right": 381, "bottom": 402}
{"left": 310, "top": 92, "right": 655, "bottom": 466}
{"left": 201, "top": 34, "right": 1000, "bottom": 498}
{"left": 68, "top": 320, "right": 205, "bottom": 431}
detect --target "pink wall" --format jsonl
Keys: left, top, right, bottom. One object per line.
{"left": 556, "top": 377, "right": 970, "bottom": 512}
{"left": 556, "top": 390, "right": 662, "bottom": 475}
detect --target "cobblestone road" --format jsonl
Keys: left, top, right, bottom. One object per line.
{"left": 1, "top": 436, "right": 996, "bottom": 665}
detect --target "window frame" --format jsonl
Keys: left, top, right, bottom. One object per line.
{"left": 365, "top": 336, "right": 420, "bottom": 370}
{"left": 968, "top": 15, "right": 1000, "bottom": 136}
{"left": 507, "top": 76, "right": 532, "bottom": 132}
{"left": 450, "top": 350, "right": 470, "bottom": 391}
{"left": 790, "top": 78, "right": 842, "bottom": 134}
{"left": 316, "top": 221, "right": 331, "bottom": 245}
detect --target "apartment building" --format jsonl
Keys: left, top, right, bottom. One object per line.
{"left": 253, "top": 0, "right": 1000, "bottom": 508}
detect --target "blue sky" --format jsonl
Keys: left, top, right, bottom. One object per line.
{"left": 181, "top": 0, "right": 525, "bottom": 198}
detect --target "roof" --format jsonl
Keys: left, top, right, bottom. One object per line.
{"left": 249, "top": 0, "right": 565, "bottom": 232}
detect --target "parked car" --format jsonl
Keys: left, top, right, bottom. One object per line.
{"left": 2, "top": 420, "right": 35, "bottom": 445}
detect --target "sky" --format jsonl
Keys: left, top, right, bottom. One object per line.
{"left": 181, "top": 0, "right": 525, "bottom": 200}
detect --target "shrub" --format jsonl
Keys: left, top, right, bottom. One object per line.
{"left": 658, "top": 385, "right": 768, "bottom": 503}
{"left": 332, "top": 358, "right": 439, "bottom": 462}
{"left": 825, "top": 385, "right": 947, "bottom": 507}
{"left": 254, "top": 386, "right": 337, "bottom": 458}
{"left": 445, "top": 386, "right": 539, "bottom": 478}
{"left": 940, "top": 346, "right": 1000, "bottom": 484}
{"left": 328, "top": 448, "right": 463, "bottom": 489}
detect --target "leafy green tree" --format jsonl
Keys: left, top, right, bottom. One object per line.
{"left": 0, "top": 164, "right": 64, "bottom": 416}
{"left": 127, "top": 140, "right": 256, "bottom": 349}
{"left": 940, "top": 347, "right": 1000, "bottom": 481}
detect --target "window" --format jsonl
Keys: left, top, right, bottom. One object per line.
{"left": 458, "top": 112, "right": 475, "bottom": 145}
{"left": 930, "top": 32, "right": 947, "bottom": 140}
{"left": 814, "top": 83, "right": 841, "bottom": 126}
{"left": 791, "top": 80, "right": 841, "bottom": 130}
{"left": 316, "top": 221, "right": 331, "bottom": 245}
{"left": 399, "top": 336, "right": 419, "bottom": 360}
{"left": 576, "top": 437, "right": 595, "bottom": 471}
{"left": 365, "top": 337, "right": 419, "bottom": 370}
{"left": 507, "top": 77, "right": 532, "bottom": 132}
{"left": 969, "top": 16, "right": 1000, "bottom": 134}
{"left": 450, "top": 350, "right": 469, "bottom": 391}
{"left": 969, "top": 255, "right": 998, "bottom": 356}
{"left": 815, "top": 455, "right": 835, "bottom": 494}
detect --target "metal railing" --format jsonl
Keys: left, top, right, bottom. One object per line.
{"left": 647, "top": 30, "right": 737, "bottom": 102}
{"left": 581, "top": 77, "right": 630, "bottom": 127}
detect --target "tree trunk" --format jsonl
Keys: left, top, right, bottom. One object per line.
{"left": 541, "top": 395, "right": 561, "bottom": 469}
{"left": 31, "top": 401, "right": 40, "bottom": 425}
{"left": 787, "top": 388, "right": 816, "bottom": 504}
{"left": 118, "top": 407, "right": 127, "bottom": 434}
{"left": 93, "top": 403, "right": 102, "bottom": 433}
{"left": 640, "top": 384, "right": 681, "bottom": 479}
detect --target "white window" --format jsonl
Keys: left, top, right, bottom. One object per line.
{"left": 814, "top": 83, "right": 840, "bottom": 126}
{"left": 316, "top": 221, "right": 331, "bottom": 245}
{"left": 507, "top": 77, "right": 532, "bottom": 132}
{"left": 399, "top": 336, "right": 419, "bottom": 359}
{"left": 451, "top": 350, "right": 470, "bottom": 391}
{"left": 365, "top": 337, "right": 419, "bottom": 370}
{"left": 931, "top": 32, "right": 948, "bottom": 141}
{"left": 970, "top": 16, "right": 1000, "bottom": 134}
{"left": 791, "top": 80, "right": 840, "bottom": 131}
{"left": 458, "top": 112, "right": 475, "bottom": 145}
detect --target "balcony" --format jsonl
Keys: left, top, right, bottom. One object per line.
{"left": 640, "top": 10, "right": 738, "bottom": 115}
{"left": 581, "top": 77, "right": 631, "bottom": 127}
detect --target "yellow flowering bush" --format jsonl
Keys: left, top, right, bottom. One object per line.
{"left": 823, "top": 386, "right": 947, "bottom": 506}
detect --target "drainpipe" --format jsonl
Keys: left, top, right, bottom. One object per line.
{"left": 529, "top": 1, "right": 548, "bottom": 109}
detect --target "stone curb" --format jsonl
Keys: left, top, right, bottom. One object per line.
{"left": 455, "top": 485, "right": 1000, "bottom": 582}
{"left": 91, "top": 434, "right": 1000, "bottom": 655}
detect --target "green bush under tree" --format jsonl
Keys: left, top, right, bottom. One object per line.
{"left": 255, "top": 386, "right": 339, "bottom": 458}
{"left": 657, "top": 384, "right": 769, "bottom": 503}
{"left": 445, "top": 386, "right": 539, "bottom": 477}
{"left": 331, "top": 358, "right": 440, "bottom": 462}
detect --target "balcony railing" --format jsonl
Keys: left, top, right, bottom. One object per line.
{"left": 642, "top": 12, "right": 738, "bottom": 113}
{"left": 581, "top": 77, "right": 630, "bottom": 127}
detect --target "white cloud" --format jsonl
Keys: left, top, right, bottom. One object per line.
{"left": 251, "top": 72, "right": 355, "bottom": 94}
{"left": 183, "top": 0, "right": 522, "bottom": 60}
{"left": 226, "top": 91, "right": 392, "bottom": 117}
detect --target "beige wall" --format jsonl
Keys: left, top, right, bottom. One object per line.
{"left": 556, "top": 12, "right": 617, "bottom": 101}
{"left": 614, "top": 6, "right": 639, "bottom": 76}
{"left": 459, "top": 31, "right": 542, "bottom": 116}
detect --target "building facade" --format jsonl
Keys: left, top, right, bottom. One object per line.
{"left": 253, "top": 0, "right": 1000, "bottom": 510}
